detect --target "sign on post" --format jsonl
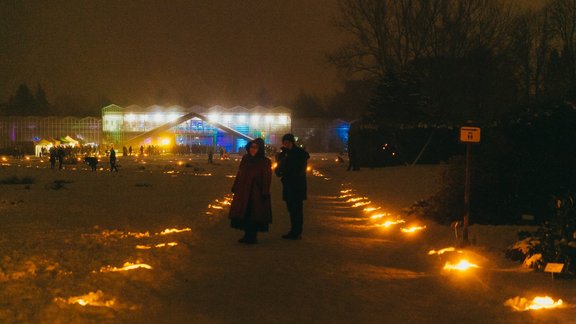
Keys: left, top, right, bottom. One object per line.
{"left": 460, "top": 127, "right": 481, "bottom": 143}
{"left": 545, "top": 262, "right": 564, "bottom": 279}
{"left": 460, "top": 125, "right": 480, "bottom": 245}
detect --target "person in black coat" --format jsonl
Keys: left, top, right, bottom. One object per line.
{"left": 275, "top": 133, "right": 309, "bottom": 240}
{"left": 109, "top": 147, "right": 119, "bottom": 172}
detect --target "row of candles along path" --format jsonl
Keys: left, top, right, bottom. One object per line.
{"left": 54, "top": 194, "right": 233, "bottom": 310}
{"left": 338, "top": 185, "right": 567, "bottom": 312}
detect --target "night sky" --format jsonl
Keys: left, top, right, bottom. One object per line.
{"left": 0, "top": 0, "right": 344, "bottom": 107}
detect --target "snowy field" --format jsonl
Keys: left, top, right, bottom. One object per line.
{"left": 0, "top": 154, "right": 574, "bottom": 323}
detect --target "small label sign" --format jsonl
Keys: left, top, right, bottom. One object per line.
{"left": 460, "top": 127, "right": 481, "bottom": 143}
{"left": 544, "top": 262, "right": 564, "bottom": 273}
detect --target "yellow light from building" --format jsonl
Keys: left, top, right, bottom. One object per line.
{"left": 278, "top": 115, "right": 289, "bottom": 125}
{"left": 125, "top": 114, "right": 136, "bottom": 122}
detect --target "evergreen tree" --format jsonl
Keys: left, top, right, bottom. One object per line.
{"left": 7, "top": 84, "right": 35, "bottom": 116}
{"left": 366, "top": 71, "right": 427, "bottom": 126}
{"left": 34, "top": 84, "right": 50, "bottom": 115}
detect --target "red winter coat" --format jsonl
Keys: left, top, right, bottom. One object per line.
{"left": 229, "top": 154, "right": 272, "bottom": 224}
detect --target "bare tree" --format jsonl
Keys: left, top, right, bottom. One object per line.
{"left": 509, "top": 8, "right": 553, "bottom": 101}
{"left": 329, "top": 0, "right": 515, "bottom": 80}
{"left": 549, "top": 0, "right": 576, "bottom": 88}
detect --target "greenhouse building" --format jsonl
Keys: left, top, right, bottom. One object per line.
{"left": 102, "top": 104, "right": 292, "bottom": 153}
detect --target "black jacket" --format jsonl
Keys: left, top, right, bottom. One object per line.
{"left": 275, "top": 146, "right": 309, "bottom": 201}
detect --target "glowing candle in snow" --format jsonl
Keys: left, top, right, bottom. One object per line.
{"left": 443, "top": 260, "right": 479, "bottom": 271}
{"left": 159, "top": 228, "right": 191, "bottom": 235}
{"left": 100, "top": 262, "right": 153, "bottom": 272}
{"left": 55, "top": 290, "right": 116, "bottom": 307}
{"left": 155, "top": 242, "right": 178, "bottom": 248}
{"left": 363, "top": 206, "right": 381, "bottom": 213}
{"left": 352, "top": 201, "right": 371, "bottom": 208}
{"left": 428, "top": 247, "right": 462, "bottom": 255}
{"left": 377, "top": 219, "right": 406, "bottom": 227}
{"left": 401, "top": 226, "right": 426, "bottom": 233}
{"left": 505, "top": 296, "right": 565, "bottom": 311}
{"left": 370, "top": 213, "right": 391, "bottom": 219}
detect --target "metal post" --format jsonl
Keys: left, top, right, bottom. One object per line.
{"left": 463, "top": 142, "right": 471, "bottom": 245}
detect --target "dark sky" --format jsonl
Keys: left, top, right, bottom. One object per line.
{"left": 0, "top": 0, "right": 344, "bottom": 107}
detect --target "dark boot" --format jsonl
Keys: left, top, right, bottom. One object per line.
{"left": 239, "top": 230, "right": 257, "bottom": 244}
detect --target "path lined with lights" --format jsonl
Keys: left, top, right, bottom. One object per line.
{"left": 306, "top": 174, "right": 571, "bottom": 319}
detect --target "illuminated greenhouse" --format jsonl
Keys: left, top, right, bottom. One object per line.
{"left": 102, "top": 104, "right": 292, "bottom": 153}
{"left": 0, "top": 116, "right": 102, "bottom": 154}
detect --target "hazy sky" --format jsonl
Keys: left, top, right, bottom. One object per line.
{"left": 0, "top": 0, "right": 345, "bottom": 107}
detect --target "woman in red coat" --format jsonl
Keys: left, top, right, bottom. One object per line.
{"left": 229, "top": 138, "right": 272, "bottom": 244}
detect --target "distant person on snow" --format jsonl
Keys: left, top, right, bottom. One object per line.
{"left": 109, "top": 147, "right": 119, "bottom": 172}
{"left": 275, "top": 133, "right": 309, "bottom": 240}
{"left": 49, "top": 146, "right": 57, "bottom": 169}
{"left": 229, "top": 138, "right": 272, "bottom": 244}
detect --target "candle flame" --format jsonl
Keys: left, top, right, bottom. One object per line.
{"left": 100, "top": 262, "right": 153, "bottom": 272}
{"left": 55, "top": 290, "right": 116, "bottom": 307}
{"left": 378, "top": 219, "right": 406, "bottom": 227}
{"left": 363, "top": 207, "right": 381, "bottom": 212}
{"left": 505, "top": 296, "right": 565, "bottom": 311}
{"left": 370, "top": 213, "right": 391, "bottom": 219}
{"left": 155, "top": 242, "right": 178, "bottom": 248}
{"left": 428, "top": 247, "right": 462, "bottom": 255}
{"left": 136, "top": 242, "right": 178, "bottom": 249}
{"left": 352, "top": 201, "right": 371, "bottom": 208}
{"left": 340, "top": 189, "right": 352, "bottom": 194}
{"left": 346, "top": 197, "right": 367, "bottom": 203}
{"left": 443, "top": 260, "right": 479, "bottom": 271}
{"left": 159, "top": 228, "right": 191, "bottom": 235}
{"left": 401, "top": 226, "right": 427, "bottom": 233}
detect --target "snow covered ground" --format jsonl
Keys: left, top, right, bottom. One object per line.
{"left": 0, "top": 154, "right": 574, "bottom": 323}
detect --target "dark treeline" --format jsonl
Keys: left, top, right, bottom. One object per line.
{"left": 329, "top": 0, "right": 576, "bottom": 125}
{"left": 329, "top": 0, "right": 576, "bottom": 224}
{"left": 0, "top": 83, "right": 111, "bottom": 117}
